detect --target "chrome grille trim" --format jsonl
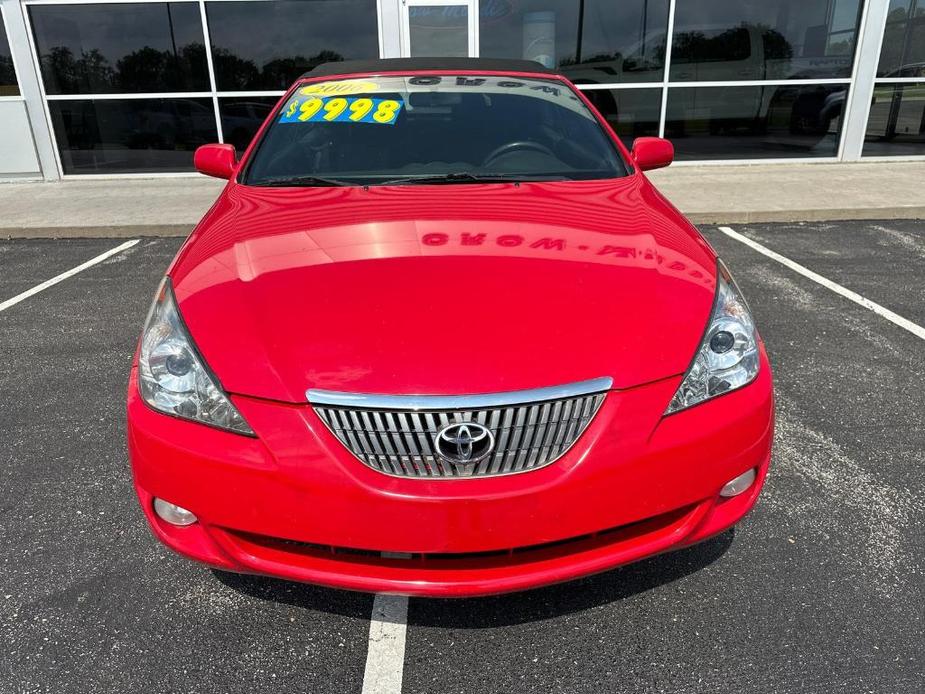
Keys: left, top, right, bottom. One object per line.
{"left": 311, "top": 378, "right": 610, "bottom": 479}
{"left": 307, "top": 376, "right": 612, "bottom": 410}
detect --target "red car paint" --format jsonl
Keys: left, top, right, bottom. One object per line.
{"left": 128, "top": 66, "right": 774, "bottom": 597}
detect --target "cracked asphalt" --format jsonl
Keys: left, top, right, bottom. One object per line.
{"left": 1, "top": 220, "right": 923, "bottom": 693}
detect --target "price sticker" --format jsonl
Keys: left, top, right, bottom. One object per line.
{"left": 279, "top": 96, "right": 404, "bottom": 125}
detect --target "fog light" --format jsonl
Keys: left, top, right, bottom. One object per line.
{"left": 153, "top": 498, "right": 197, "bottom": 526}
{"left": 720, "top": 468, "right": 757, "bottom": 498}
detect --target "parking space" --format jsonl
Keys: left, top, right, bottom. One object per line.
{"left": 0, "top": 239, "right": 135, "bottom": 305}
{"left": 1, "top": 221, "right": 923, "bottom": 693}
{"left": 715, "top": 220, "right": 925, "bottom": 326}
{"left": 0, "top": 239, "right": 374, "bottom": 693}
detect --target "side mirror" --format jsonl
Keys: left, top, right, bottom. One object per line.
{"left": 194, "top": 143, "right": 236, "bottom": 179}
{"left": 631, "top": 137, "right": 674, "bottom": 171}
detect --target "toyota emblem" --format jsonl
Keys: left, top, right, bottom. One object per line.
{"left": 434, "top": 421, "right": 495, "bottom": 468}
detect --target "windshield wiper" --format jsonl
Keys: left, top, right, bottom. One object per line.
{"left": 376, "top": 172, "right": 569, "bottom": 186}
{"left": 250, "top": 175, "right": 351, "bottom": 187}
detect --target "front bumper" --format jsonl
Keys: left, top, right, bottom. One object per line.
{"left": 127, "top": 347, "right": 774, "bottom": 597}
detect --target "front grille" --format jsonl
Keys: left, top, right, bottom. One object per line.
{"left": 310, "top": 378, "right": 609, "bottom": 478}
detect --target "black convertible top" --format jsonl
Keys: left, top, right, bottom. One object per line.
{"left": 303, "top": 58, "right": 554, "bottom": 80}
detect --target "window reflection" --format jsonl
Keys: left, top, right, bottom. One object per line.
{"left": 878, "top": 0, "right": 925, "bottom": 77}
{"left": 479, "top": 0, "right": 669, "bottom": 83}
{"left": 565, "top": 0, "right": 669, "bottom": 83}
{"left": 670, "top": 0, "right": 862, "bottom": 80}
{"left": 479, "top": 1, "right": 576, "bottom": 68}
{"left": 207, "top": 0, "right": 378, "bottom": 91}
{"left": 29, "top": 3, "right": 209, "bottom": 94}
{"left": 582, "top": 88, "right": 661, "bottom": 144}
{"left": 219, "top": 96, "right": 278, "bottom": 154}
{"left": 1, "top": 13, "right": 19, "bottom": 96}
{"left": 409, "top": 6, "right": 469, "bottom": 57}
{"left": 864, "top": 83, "right": 925, "bottom": 155}
{"left": 20, "top": 0, "right": 884, "bottom": 172}
{"left": 665, "top": 84, "right": 847, "bottom": 159}
{"left": 49, "top": 98, "right": 218, "bottom": 174}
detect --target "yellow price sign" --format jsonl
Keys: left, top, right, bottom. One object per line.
{"left": 280, "top": 96, "right": 403, "bottom": 125}
{"left": 300, "top": 80, "right": 379, "bottom": 97}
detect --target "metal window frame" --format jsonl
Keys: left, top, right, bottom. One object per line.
{"left": 19, "top": 0, "right": 386, "bottom": 178}
{"left": 0, "top": 1, "right": 46, "bottom": 178}
{"left": 399, "top": 0, "right": 479, "bottom": 58}
{"left": 21, "top": 0, "right": 271, "bottom": 178}
{"left": 579, "top": 78, "right": 853, "bottom": 90}
{"left": 874, "top": 76, "right": 925, "bottom": 83}
{"left": 198, "top": 0, "right": 222, "bottom": 142}
{"left": 9, "top": 0, "right": 923, "bottom": 179}
{"left": 848, "top": 0, "right": 925, "bottom": 160}
{"left": 3, "top": 0, "right": 57, "bottom": 177}
{"left": 657, "top": 0, "right": 677, "bottom": 137}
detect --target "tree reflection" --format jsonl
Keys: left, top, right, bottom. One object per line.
{"left": 0, "top": 55, "right": 16, "bottom": 93}
{"left": 42, "top": 47, "right": 110, "bottom": 93}
{"left": 117, "top": 43, "right": 208, "bottom": 92}
{"left": 560, "top": 37, "right": 667, "bottom": 76}
{"left": 39, "top": 43, "right": 209, "bottom": 93}
{"left": 212, "top": 48, "right": 344, "bottom": 90}
{"left": 672, "top": 25, "right": 792, "bottom": 65}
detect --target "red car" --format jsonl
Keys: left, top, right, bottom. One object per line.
{"left": 128, "top": 58, "right": 774, "bottom": 597}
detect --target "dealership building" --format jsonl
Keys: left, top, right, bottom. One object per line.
{"left": 0, "top": 0, "right": 921, "bottom": 180}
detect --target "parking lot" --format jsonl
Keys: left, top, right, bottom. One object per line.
{"left": 1, "top": 219, "right": 923, "bottom": 693}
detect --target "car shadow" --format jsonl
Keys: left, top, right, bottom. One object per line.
{"left": 213, "top": 529, "right": 733, "bottom": 626}
{"left": 213, "top": 569, "right": 376, "bottom": 620}
{"left": 408, "top": 529, "right": 734, "bottom": 628}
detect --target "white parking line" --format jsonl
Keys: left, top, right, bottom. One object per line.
{"left": 0, "top": 240, "right": 139, "bottom": 314}
{"left": 718, "top": 226, "right": 925, "bottom": 341}
{"left": 361, "top": 594, "right": 409, "bottom": 694}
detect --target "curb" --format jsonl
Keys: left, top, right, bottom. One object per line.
{"left": 1, "top": 224, "right": 194, "bottom": 239}
{"left": 683, "top": 207, "right": 925, "bottom": 225}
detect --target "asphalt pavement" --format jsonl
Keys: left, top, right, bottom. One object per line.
{"left": 1, "top": 220, "right": 923, "bottom": 693}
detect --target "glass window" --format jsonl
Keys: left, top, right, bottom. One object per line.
{"left": 29, "top": 3, "right": 209, "bottom": 95}
{"left": 207, "top": 0, "right": 379, "bottom": 91}
{"left": 479, "top": 0, "right": 669, "bottom": 83}
{"left": 49, "top": 98, "right": 218, "bottom": 174}
{"left": 878, "top": 0, "right": 925, "bottom": 77}
{"left": 863, "top": 83, "right": 925, "bottom": 155}
{"left": 1, "top": 12, "right": 19, "bottom": 96}
{"left": 243, "top": 75, "right": 628, "bottom": 185}
{"left": 409, "top": 6, "right": 469, "bottom": 58}
{"left": 220, "top": 96, "right": 278, "bottom": 154}
{"left": 479, "top": 1, "right": 576, "bottom": 69}
{"left": 665, "top": 84, "right": 848, "bottom": 159}
{"left": 670, "top": 0, "right": 863, "bottom": 80}
{"left": 581, "top": 88, "right": 661, "bottom": 144}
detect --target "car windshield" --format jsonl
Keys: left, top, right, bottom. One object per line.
{"left": 242, "top": 74, "right": 628, "bottom": 186}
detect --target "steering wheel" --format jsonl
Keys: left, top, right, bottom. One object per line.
{"left": 483, "top": 140, "right": 555, "bottom": 166}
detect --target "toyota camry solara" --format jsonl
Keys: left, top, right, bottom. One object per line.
{"left": 127, "top": 58, "right": 774, "bottom": 597}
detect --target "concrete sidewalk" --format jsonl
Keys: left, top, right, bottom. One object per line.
{"left": 0, "top": 161, "right": 922, "bottom": 238}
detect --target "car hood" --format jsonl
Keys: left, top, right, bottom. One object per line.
{"left": 170, "top": 176, "right": 716, "bottom": 403}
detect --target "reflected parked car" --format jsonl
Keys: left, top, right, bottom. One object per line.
{"left": 222, "top": 100, "right": 276, "bottom": 153}
{"left": 882, "top": 62, "right": 925, "bottom": 79}
{"left": 568, "top": 24, "right": 849, "bottom": 152}
{"left": 130, "top": 99, "right": 216, "bottom": 150}
{"left": 866, "top": 82, "right": 925, "bottom": 142}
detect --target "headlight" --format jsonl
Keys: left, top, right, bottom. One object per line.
{"left": 138, "top": 279, "right": 254, "bottom": 435}
{"left": 666, "top": 261, "right": 760, "bottom": 414}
